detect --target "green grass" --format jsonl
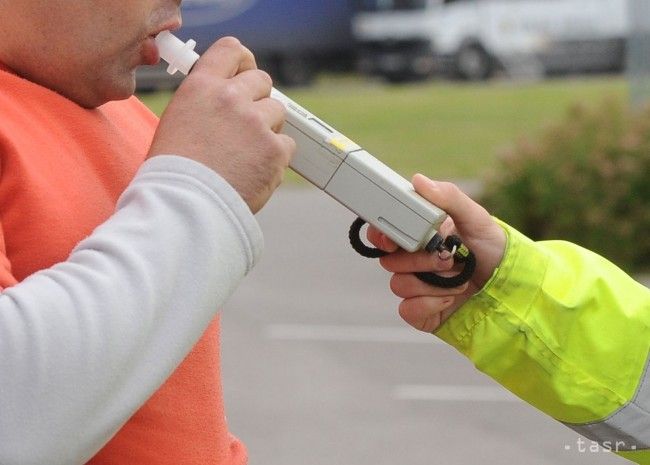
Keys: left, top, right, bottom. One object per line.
{"left": 138, "top": 75, "right": 628, "bottom": 180}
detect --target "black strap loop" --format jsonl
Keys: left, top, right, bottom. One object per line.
{"left": 349, "top": 217, "right": 476, "bottom": 289}
{"left": 349, "top": 218, "right": 390, "bottom": 259}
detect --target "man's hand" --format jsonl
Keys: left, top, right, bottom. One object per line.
{"left": 148, "top": 37, "right": 296, "bottom": 213}
{"left": 368, "top": 174, "right": 507, "bottom": 333}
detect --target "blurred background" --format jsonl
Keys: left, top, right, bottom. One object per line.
{"left": 138, "top": 1, "right": 649, "bottom": 463}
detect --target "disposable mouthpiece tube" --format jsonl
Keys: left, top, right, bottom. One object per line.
{"left": 155, "top": 31, "right": 200, "bottom": 75}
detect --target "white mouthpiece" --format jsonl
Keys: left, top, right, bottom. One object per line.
{"left": 155, "top": 30, "right": 200, "bottom": 75}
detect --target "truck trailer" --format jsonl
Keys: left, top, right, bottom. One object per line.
{"left": 137, "top": 0, "right": 356, "bottom": 89}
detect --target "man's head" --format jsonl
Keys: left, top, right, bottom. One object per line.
{"left": 0, "top": 0, "right": 182, "bottom": 108}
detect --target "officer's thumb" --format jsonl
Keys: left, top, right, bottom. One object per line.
{"left": 412, "top": 174, "right": 487, "bottom": 234}
{"left": 413, "top": 174, "right": 507, "bottom": 288}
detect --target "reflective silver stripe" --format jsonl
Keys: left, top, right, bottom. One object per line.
{"left": 564, "top": 352, "right": 650, "bottom": 451}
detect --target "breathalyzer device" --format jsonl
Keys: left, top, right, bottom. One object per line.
{"left": 155, "top": 31, "right": 475, "bottom": 288}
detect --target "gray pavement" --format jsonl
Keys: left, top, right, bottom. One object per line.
{"left": 221, "top": 185, "right": 632, "bottom": 465}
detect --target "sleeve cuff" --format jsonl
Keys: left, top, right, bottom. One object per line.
{"left": 436, "top": 219, "right": 550, "bottom": 348}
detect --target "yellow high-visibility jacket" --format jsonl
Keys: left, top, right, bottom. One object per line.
{"left": 436, "top": 222, "right": 650, "bottom": 464}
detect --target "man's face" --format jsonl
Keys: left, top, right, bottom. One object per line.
{"left": 0, "top": 0, "right": 182, "bottom": 108}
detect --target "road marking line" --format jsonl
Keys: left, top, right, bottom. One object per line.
{"left": 265, "top": 324, "right": 443, "bottom": 344}
{"left": 394, "top": 385, "right": 521, "bottom": 402}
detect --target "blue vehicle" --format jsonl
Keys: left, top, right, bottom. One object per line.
{"left": 138, "top": 0, "right": 355, "bottom": 89}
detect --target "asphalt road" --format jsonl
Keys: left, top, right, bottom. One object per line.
{"left": 220, "top": 185, "right": 633, "bottom": 465}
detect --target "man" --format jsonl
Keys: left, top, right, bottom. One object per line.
{"left": 369, "top": 174, "right": 650, "bottom": 464}
{"left": 0, "top": 1, "right": 294, "bottom": 464}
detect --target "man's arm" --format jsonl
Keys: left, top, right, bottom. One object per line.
{"left": 0, "top": 35, "right": 294, "bottom": 465}
{"left": 0, "top": 156, "right": 261, "bottom": 465}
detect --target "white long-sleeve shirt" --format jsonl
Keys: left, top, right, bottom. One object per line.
{"left": 0, "top": 155, "right": 263, "bottom": 465}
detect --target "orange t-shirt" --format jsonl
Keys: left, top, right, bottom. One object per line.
{"left": 0, "top": 64, "right": 246, "bottom": 464}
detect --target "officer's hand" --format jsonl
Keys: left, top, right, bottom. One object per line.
{"left": 367, "top": 174, "right": 506, "bottom": 333}
{"left": 148, "top": 37, "right": 296, "bottom": 213}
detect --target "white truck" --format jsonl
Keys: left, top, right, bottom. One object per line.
{"left": 353, "top": 0, "right": 629, "bottom": 82}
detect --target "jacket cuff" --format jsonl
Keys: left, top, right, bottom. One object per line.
{"left": 435, "top": 219, "right": 549, "bottom": 348}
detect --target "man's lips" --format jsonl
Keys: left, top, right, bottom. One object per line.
{"left": 141, "top": 36, "right": 161, "bottom": 66}
{"left": 142, "top": 18, "right": 181, "bottom": 66}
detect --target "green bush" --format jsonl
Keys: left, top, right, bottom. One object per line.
{"left": 482, "top": 99, "right": 650, "bottom": 272}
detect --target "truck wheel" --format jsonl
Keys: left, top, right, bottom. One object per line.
{"left": 455, "top": 44, "right": 492, "bottom": 81}
{"left": 276, "top": 56, "right": 315, "bottom": 87}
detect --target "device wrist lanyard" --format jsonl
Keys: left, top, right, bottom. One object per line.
{"left": 349, "top": 218, "right": 476, "bottom": 289}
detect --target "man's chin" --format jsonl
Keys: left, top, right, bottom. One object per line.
{"left": 92, "top": 74, "right": 137, "bottom": 107}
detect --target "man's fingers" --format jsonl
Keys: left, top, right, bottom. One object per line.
{"left": 194, "top": 36, "right": 257, "bottom": 78}
{"left": 253, "top": 98, "right": 288, "bottom": 134}
{"left": 232, "top": 69, "right": 273, "bottom": 102}
{"left": 276, "top": 134, "right": 297, "bottom": 164}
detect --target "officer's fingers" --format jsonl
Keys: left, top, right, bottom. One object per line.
{"left": 367, "top": 226, "right": 399, "bottom": 253}
{"left": 379, "top": 249, "right": 455, "bottom": 273}
{"left": 439, "top": 216, "right": 457, "bottom": 237}
{"left": 390, "top": 273, "right": 469, "bottom": 299}
{"left": 399, "top": 296, "right": 456, "bottom": 333}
